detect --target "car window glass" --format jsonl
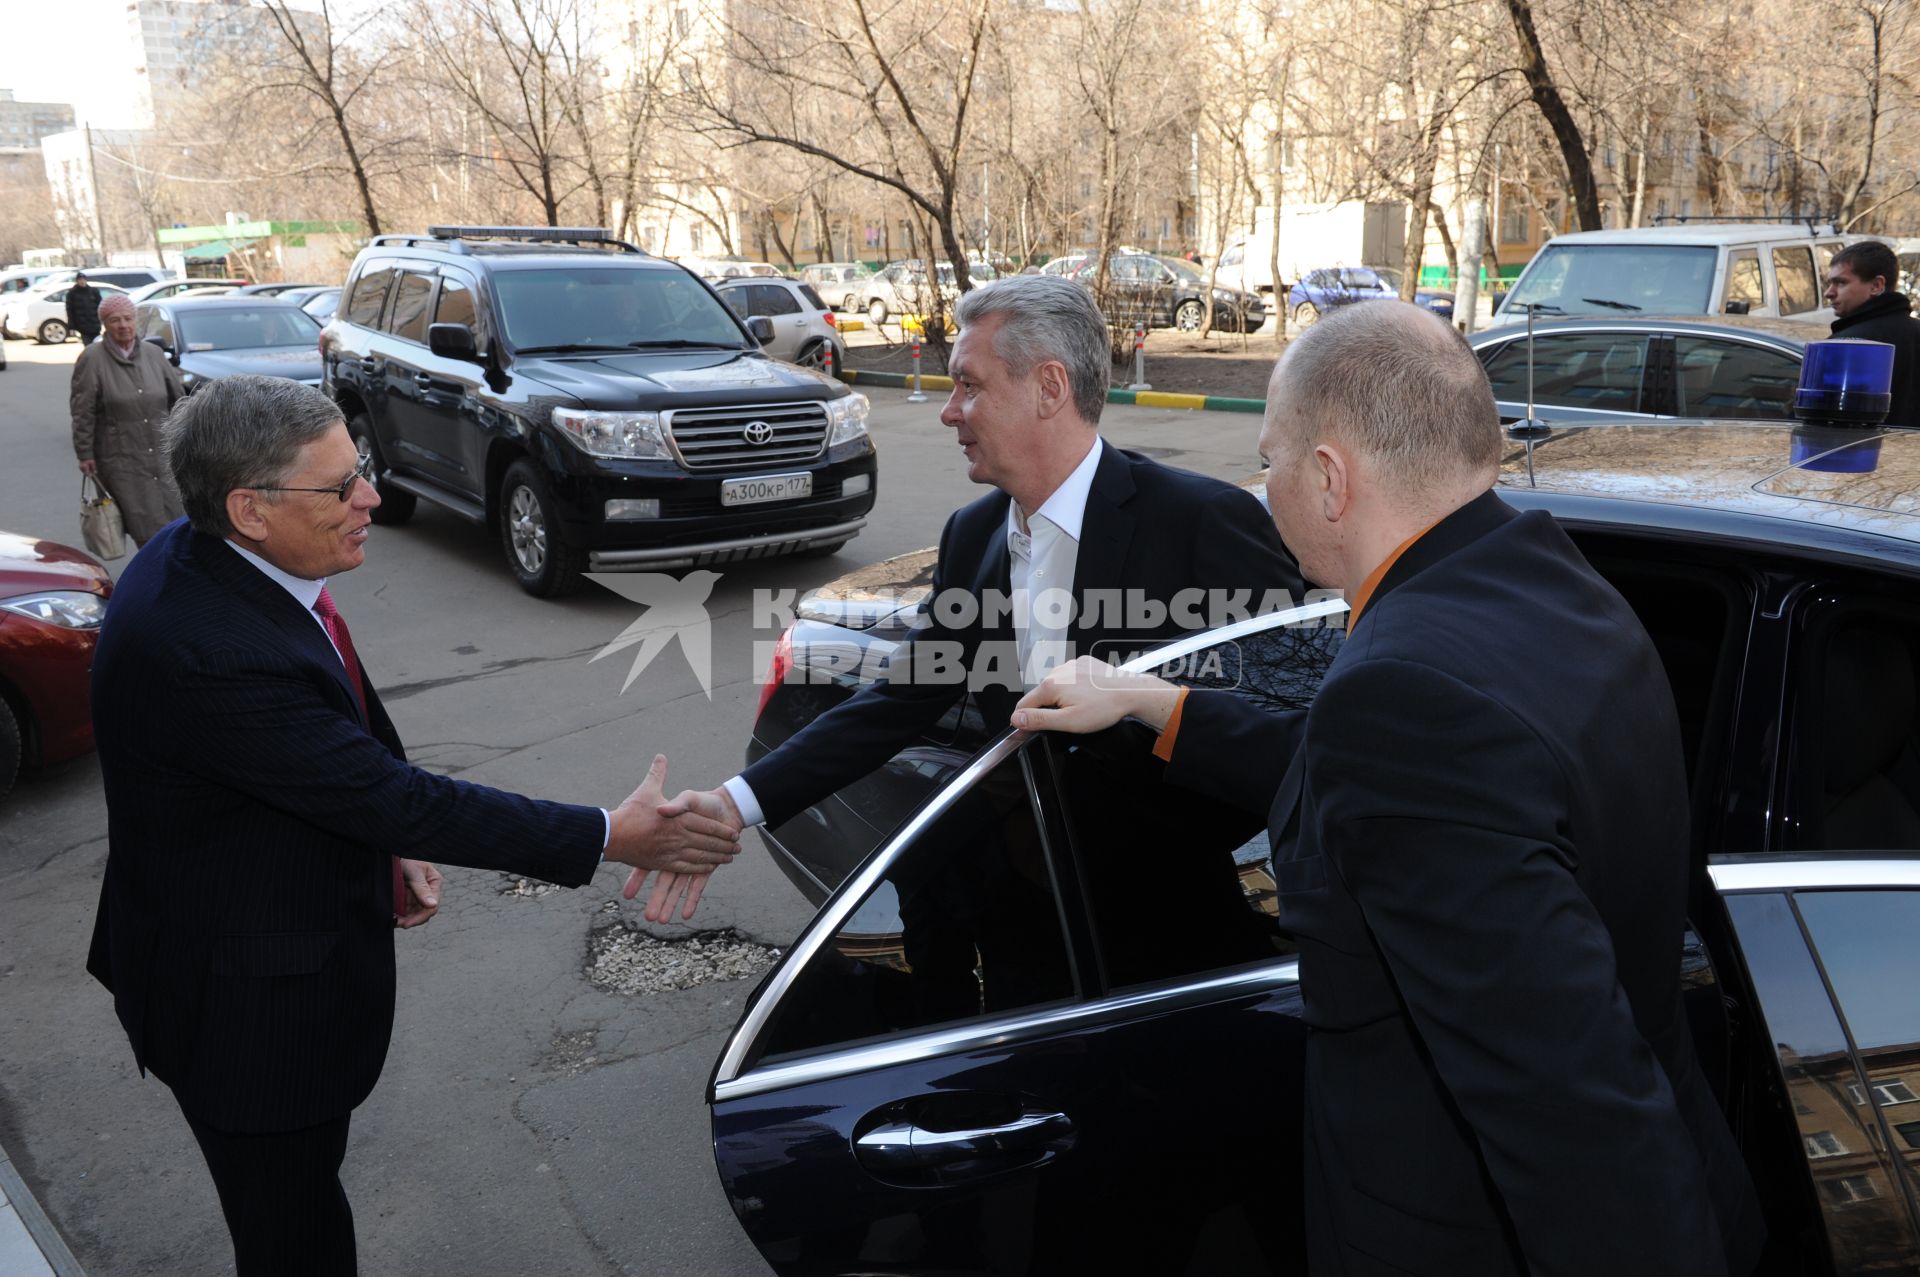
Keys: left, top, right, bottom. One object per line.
{"left": 754, "top": 283, "right": 802, "bottom": 316}
{"left": 1783, "top": 612, "right": 1920, "bottom": 852}
{"left": 1816, "top": 242, "right": 1839, "bottom": 279}
{"left": 1052, "top": 619, "right": 1344, "bottom": 989}
{"left": 148, "top": 310, "right": 175, "bottom": 348}
{"left": 388, "top": 271, "right": 435, "bottom": 342}
{"left": 175, "top": 306, "right": 322, "bottom": 351}
{"left": 1773, "top": 247, "right": 1820, "bottom": 316}
{"left": 345, "top": 265, "right": 394, "bottom": 327}
{"left": 1723, "top": 891, "right": 1920, "bottom": 1272}
{"left": 749, "top": 747, "right": 1076, "bottom": 1068}
{"left": 798, "top": 283, "right": 829, "bottom": 311}
{"left": 1479, "top": 332, "right": 1649, "bottom": 412}
{"left": 1506, "top": 243, "right": 1716, "bottom": 316}
{"left": 1339, "top": 268, "right": 1382, "bottom": 289}
{"left": 719, "top": 287, "right": 750, "bottom": 318}
{"left": 1672, "top": 337, "right": 1800, "bottom": 419}
{"left": 491, "top": 266, "right": 746, "bottom": 349}
{"left": 1725, "top": 251, "right": 1764, "bottom": 311}
{"left": 1220, "top": 245, "right": 1242, "bottom": 267}
{"left": 434, "top": 276, "right": 477, "bottom": 331}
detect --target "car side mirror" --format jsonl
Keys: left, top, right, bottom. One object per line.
{"left": 1724, "top": 299, "right": 1752, "bottom": 315}
{"left": 143, "top": 333, "right": 178, "bottom": 362}
{"left": 427, "top": 322, "right": 479, "bottom": 361}
{"left": 747, "top": 316, "right": 775, "bottom": 345}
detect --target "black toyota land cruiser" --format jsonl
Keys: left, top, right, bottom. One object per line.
{"left": 321, "top": 226, "right": 877, "bottom": 597}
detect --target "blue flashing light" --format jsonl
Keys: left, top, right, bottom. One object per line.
{"left": 1794, "top": 339, "right": 1894, "bottom": 425}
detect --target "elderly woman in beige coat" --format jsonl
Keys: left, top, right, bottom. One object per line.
{"left": 72, "top": 292, "right": 187, "bottom": 545}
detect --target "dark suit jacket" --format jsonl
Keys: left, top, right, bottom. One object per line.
{"left": 1166, "top": 491, "right": 1763, "bottom": 1276}
{"left": 86, "top": 520, "right": 605, "bottom": 1134}
{"left": 742, "top": 443, "right": 1305, "bottom": 828}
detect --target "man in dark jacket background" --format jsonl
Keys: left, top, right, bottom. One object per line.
{"left": 1827, "top": 240, "right": 1920, "bottom": 426}
{"left": 65, "top": 272, "right": 103, "bottom": 345}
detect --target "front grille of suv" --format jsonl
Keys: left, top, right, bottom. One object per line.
{"left": 665, "top": 401, "right": 830, "bottom": 470}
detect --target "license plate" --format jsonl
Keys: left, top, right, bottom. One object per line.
{"left": 721, "top": 472, "right": 813, "bottom": 506}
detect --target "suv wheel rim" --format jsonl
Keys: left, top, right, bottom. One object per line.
{"left": 508, "top": 485, "right": 547, "bottom": 574}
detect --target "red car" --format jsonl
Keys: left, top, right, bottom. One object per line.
{"left": 0, "top": 532, "right": 113, "bottom": 799}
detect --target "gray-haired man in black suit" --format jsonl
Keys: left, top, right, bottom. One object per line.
{"left": 86, "top": 375, "right": 741, "bottom": 1276}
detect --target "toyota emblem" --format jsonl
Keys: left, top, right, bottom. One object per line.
{"left": 742, "top": 420, "right": 775, "bottom": 445}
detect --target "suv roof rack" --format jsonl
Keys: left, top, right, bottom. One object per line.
{"left": 1650, "top": 213, "right": 1839, "bottom": 234}
{"left": 366, "top": 226, "right": 645, "bottom": 254}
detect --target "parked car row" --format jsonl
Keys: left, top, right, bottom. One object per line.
{"left": 1, "top": 280, "right": 130, "bottom": 344}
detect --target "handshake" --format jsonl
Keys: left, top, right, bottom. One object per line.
{"left": 605, "top": 753, "right": 748, "bottom": 924}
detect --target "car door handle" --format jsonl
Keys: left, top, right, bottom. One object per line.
{"left": 360, "top": 357, "right": 382, "bottom": 374}
{"left": 413, "top": 370, "right": 435, "bottom": 386}
{"left": 854, "top": 1107, "right": 1072, "bottom": 1173}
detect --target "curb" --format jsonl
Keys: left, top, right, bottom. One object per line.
{"left": 841, "top": 369, "right": 1265, "bottom": 415}
{"left": 0, "top": 1138, "right": 86, "bottom": 1277}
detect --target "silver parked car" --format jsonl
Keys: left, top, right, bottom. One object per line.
{"left": 859, "top": 260, "right": 985, "bottom": 326}
{"left": 715, "top": 276, "right": 845, "bottom": 372}
{"left": 799, "top": 262, "right": 877, "bottom": 312}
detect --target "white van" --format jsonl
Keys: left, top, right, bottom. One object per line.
{"left": 1491, "top": 223, "right": 1865, "bottom": 327}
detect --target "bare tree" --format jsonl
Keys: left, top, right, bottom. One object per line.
{"left": 248, "top": 0, "right": 393, "bottom": 235}
{"left": 1503, "top": 0, "right": 1603, "bottom": 230}
{"left": 691, "top": 0, "right": 995, "bottom": 301}
{"left": 417, "top": 0, "right": 595, "bottom": 226}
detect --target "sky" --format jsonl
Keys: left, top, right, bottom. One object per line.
{"left": 0, "top": 0, "right": 339, "bottom": 124}
{"left": 0, "top": 0, "right": 117, "bottom": 106}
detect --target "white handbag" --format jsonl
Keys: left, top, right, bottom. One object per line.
{"left": 80, "top": 473, "right": 127, "bottom": 560}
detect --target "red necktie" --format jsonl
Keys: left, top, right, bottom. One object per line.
{"left": 315, "top": 587, "right": 407, "bottom": 922}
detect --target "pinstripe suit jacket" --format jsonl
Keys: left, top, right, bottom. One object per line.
{"left": 86, "top": 519, "right": 604, "bottom": 1133}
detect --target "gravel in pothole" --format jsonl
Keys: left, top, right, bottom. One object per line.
{"left": 587, "top": 921, "right": 781, "bottom": 995}
{"left": 497, "top": 874, "right": 562, "bottom": 898}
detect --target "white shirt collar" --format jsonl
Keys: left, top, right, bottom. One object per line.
{"left": 1008, "top": 436, "right": 1104, "bottom": 543}
{"left": 226, "top": 539, "right": 327, "bottom": 616}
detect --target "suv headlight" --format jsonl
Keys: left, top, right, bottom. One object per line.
{"left": 828, "top": 392, "right": 871, "bottom": 446}
{"left": 552, "top": 406, "right": 672, "bottom": 460}
{"left": 1, "top": 590, "right": 108, "bottom": 629}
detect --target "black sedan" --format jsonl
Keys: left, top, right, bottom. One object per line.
{"left": 1471, "top": 315, "right": 1808, "bottom": 425}
{"left": 720, "top": 420, "right": 1920, "bottom": 1275}
{"left": 133, "top": 297, "right": 324, "bottom": 390}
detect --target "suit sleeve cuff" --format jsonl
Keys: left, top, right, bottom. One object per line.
{"left": 723, "top": 775, "right": 767, "bottom": 828}
{"left": 1151, "top": 687, "right": 1192, "bottom": 763}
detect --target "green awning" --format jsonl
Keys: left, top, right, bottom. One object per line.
{"left": 182, "top": 238, "right": 257, "bottom": 261}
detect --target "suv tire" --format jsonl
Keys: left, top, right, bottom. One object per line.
{"left": 352, "top": 415, "right": 417, "bottom": 526}
{"left": 37, "top": 319, "right": 68, "bottom": 345}
{"left": 500, "top": 458, "right": 586, "bottom": 597}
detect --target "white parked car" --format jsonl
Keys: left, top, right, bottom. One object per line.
{"left": 0, "top": 281, "right": 129, "bottom": 344}
{"left": 1491, "top": 223, "right": 1874, "bottom": 327}
{"left": 714, "top": 276, "right": 845, "bottom": 371}
{"left": 126, "top": 278, "right": 248, "bottom": 305}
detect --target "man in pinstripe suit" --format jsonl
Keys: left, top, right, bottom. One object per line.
{"left": 85, "top": 375, "right": 741, "bottom": 1277}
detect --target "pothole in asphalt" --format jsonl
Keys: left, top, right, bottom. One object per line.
{"left": 587, "top": 918, "right": 781, "bottom": 995}
{"left": 497, "top": 874, "right": 562, "bottom": 898}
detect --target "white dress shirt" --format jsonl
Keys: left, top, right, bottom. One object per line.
{"left": 724, "top": 437, "right": 1107, "bottom": 829}
{"left": 224, "top": 540, "right": 611, "bottom": 850}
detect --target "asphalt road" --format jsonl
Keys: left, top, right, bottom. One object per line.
{"left": 0, "top": 336, "right": 1275, "bottom": 1275}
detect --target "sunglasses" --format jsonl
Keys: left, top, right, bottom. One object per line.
{"left": 252, "top": 453, "right": 375, "bottom": 502}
